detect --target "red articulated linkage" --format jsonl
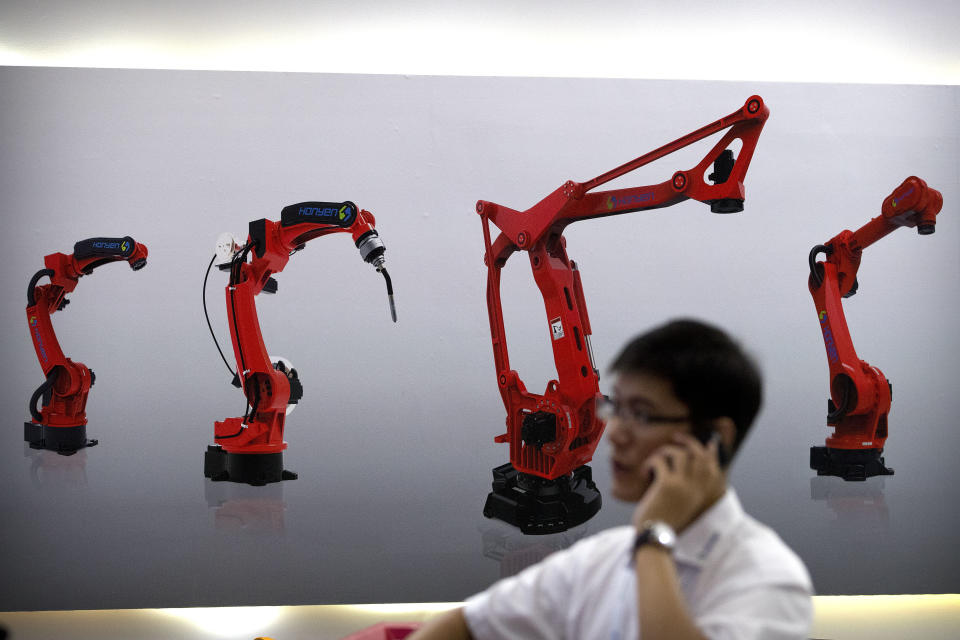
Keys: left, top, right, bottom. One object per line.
{"left": 808, "top": 177, "right": 942, "bottom": 480}
{"left": 478, "top": 96, "right": 769, "bottom": 533}
{"left": 25, "top": 236, "right": 148, "bottom": 454}
{"left": 204, "top": 201, "right": 395, "bottom": 486}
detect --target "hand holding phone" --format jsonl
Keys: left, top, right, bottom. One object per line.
{"left": 634, "top": 431, "right": 729, "bottom": 533}
{"left": 648, "top": 430, "right": 728, "bottom": 480}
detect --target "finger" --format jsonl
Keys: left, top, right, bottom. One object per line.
{"left": 656, "top": 443, "right": 693, "bottom": 475}
{"left": 694, "top": 439, "right": 721, "bottom": 484}
{"left": 672, "top": 432, "right": 715, "bottom": 466}
{"left": 642, "top": 455, "right": 670, "bottom": 482}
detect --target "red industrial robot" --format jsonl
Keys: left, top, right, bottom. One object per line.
{"left": 25, "top": 236, "right": 148, "bottom": 454}
{"left": 204, "top": 201, "right": 395, "bottom": 486}
{"left": 478, "top": 96, "right": 769, "bottom": 533}
{"left": 808, "top": 177, "right": 942, "bottom": 480}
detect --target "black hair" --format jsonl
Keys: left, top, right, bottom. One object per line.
{"left": 609, "top": 318, "right": 762, "bottom": 457}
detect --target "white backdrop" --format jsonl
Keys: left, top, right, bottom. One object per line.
{"left": 1, "top": 67, "right": 957, "bottom": 609}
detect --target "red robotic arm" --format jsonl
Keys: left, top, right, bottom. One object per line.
{"left": 204, "top": 201, "right": 395, "bottom": 486}
{"left": 479, "top": 96, "right": 769, "bottom": 533}
{"left": 25, "top": 236, "right": 148, "bottom": 454}
{"left": 808, "top": 177, "right": 943, "bottom": 480}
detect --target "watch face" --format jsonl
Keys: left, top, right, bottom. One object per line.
{"left": 635, "top": 521, "right": 676, "bottom": 553}
{"left": 654, "top": 526, "right": 676, "bottom": 548}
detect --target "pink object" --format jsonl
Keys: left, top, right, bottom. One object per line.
{"left": 340, "top": 622, "right": 422, "bottom": 640}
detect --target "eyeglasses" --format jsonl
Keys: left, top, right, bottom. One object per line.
{"left": 596, "top": 395, "right": 691, "bottom": 431}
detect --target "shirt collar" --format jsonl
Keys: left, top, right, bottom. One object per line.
{"left": 673, "top": 488, "right": 744, "bottom": 567}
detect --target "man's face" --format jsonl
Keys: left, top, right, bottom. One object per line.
{"left": 607, "top": 371, "right": 693, "bottom": 502}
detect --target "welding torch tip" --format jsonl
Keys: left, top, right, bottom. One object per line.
{"left": 378, "top": 266, "right": 396, "bottom": 321}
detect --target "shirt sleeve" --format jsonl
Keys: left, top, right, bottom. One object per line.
{"left": 462, "top": 542, "right": 581, "bottom": 640}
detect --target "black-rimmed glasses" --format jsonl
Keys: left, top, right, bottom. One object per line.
{"left": 596, "top": 395, "right": 691, "bottom": 430}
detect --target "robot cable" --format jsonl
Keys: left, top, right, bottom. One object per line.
{"left": 202, "top": 253, "right": 239, "bottom": 382}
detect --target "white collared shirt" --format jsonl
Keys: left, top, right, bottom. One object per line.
{"left": 464, "top": 489, "right": 812, "bottom": 640}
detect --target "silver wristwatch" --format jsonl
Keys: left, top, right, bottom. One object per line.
{"left": 633, "top": 520, "right": 677, "bottom": 554}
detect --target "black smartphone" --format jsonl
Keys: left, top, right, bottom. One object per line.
{"left": 696, "top": 430, "right": 729, "bottom": 467}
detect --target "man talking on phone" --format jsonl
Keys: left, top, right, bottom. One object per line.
{"left": 411, "top": 319, "right": 813, "bottom": 640}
